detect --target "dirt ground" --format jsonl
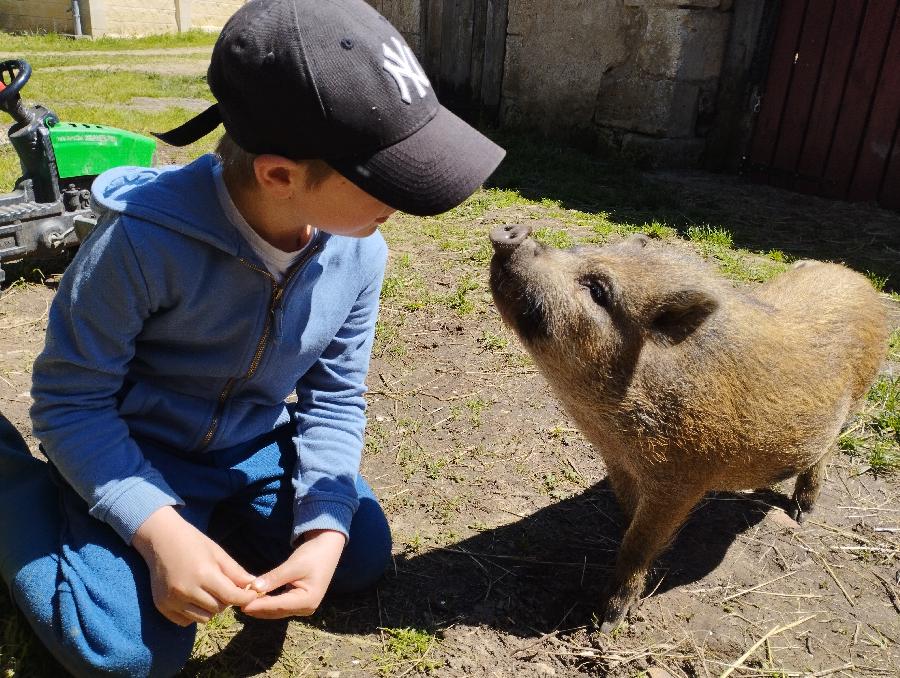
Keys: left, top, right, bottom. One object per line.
{"left": 1, "top": 177, "right": 898, "bottom": 677}
{"left": 1, "top": 43, "right": 899, "bottom": 678}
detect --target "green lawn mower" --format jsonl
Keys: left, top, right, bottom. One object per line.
{"left": 0, "top": 58, "right": 156, "bottom": 284}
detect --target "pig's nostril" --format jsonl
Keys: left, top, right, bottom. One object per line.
{"left": 490, "top": 224, "right": 532, "bottom": 253}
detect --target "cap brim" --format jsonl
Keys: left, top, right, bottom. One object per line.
{"left": 327, "top": 106, "right": 506, "bottom": 217}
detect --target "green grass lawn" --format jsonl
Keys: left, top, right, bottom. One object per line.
{"left": 0, "top": 28, "right": 218, "bottom": 52}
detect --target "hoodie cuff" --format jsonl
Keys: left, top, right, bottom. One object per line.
{"left": 89, "top": 475, "right": 184, "bottom": 544}
{"left": 292, "top": 499, "right": 354, "bottom": 545}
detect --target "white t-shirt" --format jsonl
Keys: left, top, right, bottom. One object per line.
{"left": 212, "top": 161, "right": 317, "bottom": 283}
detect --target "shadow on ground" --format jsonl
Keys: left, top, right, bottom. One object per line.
{"left": 185, "top": 481, "right": 783, "bottom": 676}
{"left": 0, "top": 253, "right": 73, "bottom": 290}
{"left": 485, "top": 132, "right": 900, "bottom": 290}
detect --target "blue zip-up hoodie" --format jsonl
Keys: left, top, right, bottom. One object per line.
{"left": 30, "top": 154, "right": 387, "bottom": 545}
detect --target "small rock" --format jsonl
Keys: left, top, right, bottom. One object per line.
{"left": 534, "top": 662, "right": 556, "bottom": 676}
{"left": 767, "top": 509, "right": 799, "bottom": 530}
{"left": 647, "top": 668, "right": 676, "bottom": 678}
{"left": 325, "top": 672, "right": 340, "bottom": 678}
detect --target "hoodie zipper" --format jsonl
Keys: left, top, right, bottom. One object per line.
{"left": 199, "top": 239, "right": 322, "bottom": 449}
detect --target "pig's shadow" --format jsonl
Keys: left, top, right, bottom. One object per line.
{"left": 184, "top": 479, "right": 783, "bottom": 676}
{"left": 365, "top": 480, "right": 781, "bottom": 634}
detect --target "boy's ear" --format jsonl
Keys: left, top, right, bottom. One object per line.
{"left": 650, "top": 289, "right": 719, "bottom": 345}
{"left": 253, "top": 155, "right": 298, "bottom": 198}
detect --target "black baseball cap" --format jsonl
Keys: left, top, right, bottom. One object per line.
{"left": 155, "top": 0, "right": 506, "bottom": 216}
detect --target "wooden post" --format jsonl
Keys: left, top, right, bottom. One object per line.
{"left": 480, "top": 0, "right": 508, "bottom": 118}
{"left": 419, "top": 0, "right": 508, "bottom": 121}
{"left": 422, "top": 0, "right": 445, "bottom": 86}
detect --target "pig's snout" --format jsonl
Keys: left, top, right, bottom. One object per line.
{"left": 490, "top": 224, "right": 532, "bottom": 255}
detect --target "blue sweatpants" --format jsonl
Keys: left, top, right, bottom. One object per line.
{"left": 0, "top": 415, "right": 391, "bottom": 678}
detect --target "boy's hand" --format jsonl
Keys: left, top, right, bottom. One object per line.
{"left": 240, "top": 529, "right": 345, "bottom": 619}
{"left": 133, "top": 506, "right": 259, "bottom": 626}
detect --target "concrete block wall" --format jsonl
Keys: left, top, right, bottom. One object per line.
{"left": 0, "top": 0, "right": 247, "bottom": 36}
{"left": 190, "top": 0, "right": 244, "bottom": 32}
{"left": 95, "top": 0, "right": 247, "bottom": 36}
{"left": 101, "top": 0, "right": 177, "bottom": 36}
{"left": 0, "top": 0, "right": 78, "bottom": 34}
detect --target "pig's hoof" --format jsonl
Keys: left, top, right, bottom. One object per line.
{"left": 598, "top": 601, "right": 628, "bottom": 634}
{"left": 789, "top": 503, "right": 814, "bottom": 524}
{"left": 599, "top": 617, "right": 623, "bottom": 634}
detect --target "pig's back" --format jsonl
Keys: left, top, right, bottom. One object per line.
{"left": 752, "top": 261, "right": 887, "bottom": 401}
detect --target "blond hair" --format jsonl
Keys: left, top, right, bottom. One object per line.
{"left": 215, "top": 133, "right": 334, "bottom": 189}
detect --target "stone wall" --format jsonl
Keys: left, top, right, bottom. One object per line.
{"left": 594, "top": 0, "right": 733, "bottom": 166}
{"left": 502, "top": 0, "right": 633, "bottom": 139}
{"left": 371, "top": 0, "right": 739, "bottom": 168}
{"left": 501, "top": 0, "right": 734, "bottom": 166}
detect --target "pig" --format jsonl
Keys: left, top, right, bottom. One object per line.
{"left": 488, "top": 224, "right": 889, "bottom": 632}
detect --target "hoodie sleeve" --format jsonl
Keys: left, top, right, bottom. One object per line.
{"left": 30, "top": 217, "right": 183, "bottom": 544}
{"left": 291, "top": 263, "right": 385, "bottom": 544}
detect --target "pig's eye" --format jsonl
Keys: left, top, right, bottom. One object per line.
{"left": 583, "top": 280, "right": 609, "bottom": 307}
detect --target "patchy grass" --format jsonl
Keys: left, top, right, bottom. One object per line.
{"left": 687, "top": 224, "right": 734, "bottom": 250}
{"left": 532, "top": 226, "right": 575, "bottom": 249}
{"left": 442, "top": 275, "right": 480, "bottom": 315}
{"left": 24, "top": 71, "right": 212, "bottom": 105}
{"left": 865, "top": 271, "right": 890, "bottom": 292}
{"left": 479, "top": 330, "right": 508, "bottom": 351}
{"left": 0, "top": 29, "right": 218, "bottom": 52}
{"left": 486, "top": 131, "right": 899, "bottom": 291}
{"left": 375, "top": 628, "right": 442, "bottom": 674}
{"left": 839, "top": 373, "right": 900, "bottom": 476}
{"left": 0, "top": 35, "right": 216, "bottom": 190}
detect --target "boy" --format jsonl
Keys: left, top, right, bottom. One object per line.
{"left": 0, "top": 0, "right": 505, "bottom": 675}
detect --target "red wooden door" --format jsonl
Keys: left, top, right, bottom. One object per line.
{"left": 748, "top": 0, "right": 900, "bottom": 209}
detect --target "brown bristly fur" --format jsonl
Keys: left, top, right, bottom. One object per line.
{"left": 489, "top": 233, "right": 889, "bottom": 632}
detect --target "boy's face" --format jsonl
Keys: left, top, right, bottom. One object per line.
{"left": 298, "top": 171, "right": 396, "bottom": 238}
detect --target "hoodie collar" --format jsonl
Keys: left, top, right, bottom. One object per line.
{"left": 91, "top": 154, "right": 242, "bottom": 256}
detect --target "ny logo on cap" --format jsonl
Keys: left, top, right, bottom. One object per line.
{"left": 383, "top": 37, "right": 430, "bottom": 104}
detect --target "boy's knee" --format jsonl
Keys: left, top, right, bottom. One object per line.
{"left": 12, "top": 570, "right": 193, "bottom": 678}
{"left": 59, "top": 613, "right": 194, "bottom": 678}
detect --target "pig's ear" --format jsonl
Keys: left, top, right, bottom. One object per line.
{"left": 650, "top": 289, "right": 719, "bottom": 345}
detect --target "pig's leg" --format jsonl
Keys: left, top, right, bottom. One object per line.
{"left": 600, "top": 491, "right": 702, "bottom": 633}
{"left": 790, "top": 450, "right": 831, "bottom": 523}
{"left": 606, "top": 464, "right": 639, "bottom": 524}
{"left": 791, "top": 396, "right": 849, "bottom": 522}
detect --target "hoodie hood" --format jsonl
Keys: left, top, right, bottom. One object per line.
{"left": 91, "top": 155, "right": 242, "bottom": 256}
